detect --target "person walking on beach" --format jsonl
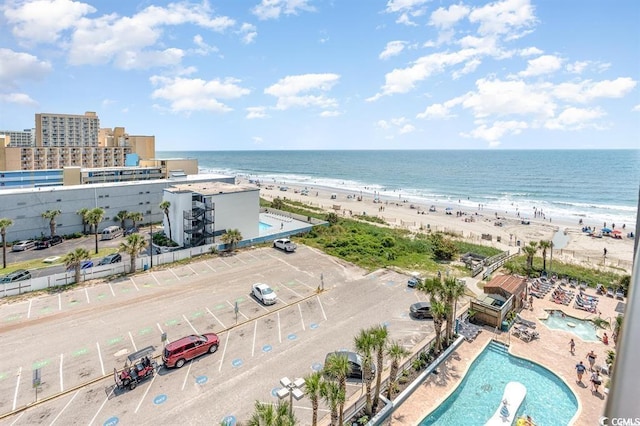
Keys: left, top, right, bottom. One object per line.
{"left": 586, "top": 350, "right": 597, "bottom": 371}
{"left": 569, "top": 339, "right": 575, "bottom": 355}
{"left": 575, "top": 361, "right": 586, "bottom": 383}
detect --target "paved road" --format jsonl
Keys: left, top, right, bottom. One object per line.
{"left": 0, "top": 246, "right": 434, "bottom": 425}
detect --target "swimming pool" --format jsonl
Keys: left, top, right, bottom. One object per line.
{"left": 259, "top": 222, "right": 272, "bottom": 231}
{"left": 420, "top": 343, "right": 578, "bottom": 426}
{"left": 540, "top": 309, "right": 599, "bottom": 342}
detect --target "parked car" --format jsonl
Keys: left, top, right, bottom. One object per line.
{"left": 67, "top": 260, "right": 94, "bottom": 271}
{"left": 410, "top": 301, "right": 433, "bottom": 319}
{"left": 273, "top": 238, "right": 297, "bottom": 252}
{"left": 0, "top": 269, "right": 31, "bottom": 283}
{"left": 11, "top": 240, "right": 35, "bottom": 252}
{"left": 252, "top": 283, "right": 277, "bottom": 305}
{"left": 407, "top": 273, "right": 423, "bottom": 288}
{"left": 35, "top": 235, "right": 64, "bottom": 249}
{"left": 124, "top": 227, "right": 139, "bottom": 236}
{"left": 324, "top": 351, "right": 376, "bottom": 380}
{"left": 99, "top": 253, "right": 122, "bottom": 265}
{"left": 162, "top": 333, "right": 220, "bottom": 368}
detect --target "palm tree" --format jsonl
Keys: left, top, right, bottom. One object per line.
{"left": 417, "top": 277, "right": 448, "bottom": 352}
{"left": 119, "top": 234, "right": 147, "bottom": 273}
{"left": 159, "top": 201, "right": 172, "bottom": 240}
{"left": 271, "top": 197, "right": 285, "bottom": 210}
{"left": 114, "top": 210, "right": 128, "bottom": 230}
{"left": 0, "top": 218, "right": 13, "bottom": 269}
{"left": 386, "top": 341, "right": 409, "bottom": 399}
{"left": 221, "top": 229, "right": 243, "bottom": 252}
{"left": 87, "top": 208, "right": 105, "bottom": 254}
{"left": 538, "top": 240, "right": 552, "bottom": 271}
{"left": 370, "top": 324, "right": 389, "bottom": 412}
{"left": 323, "top": 352, "right": 351, "bottom": 425}
{"left": 523, "top": 242, "right": 538, "bottom": 276}
{"left": 304, "top": 371, "right": 323, "bottom": 426}
{"left": 77, "top": 208, "right": 90, "bottom": 234}
{"left": 430, "top": 300, "right": 448, "bottom": 353}
{"left": 247, "top": 399, "right": 296, "bottom": 426}
{"left": 319, "top": 379, "right": 344, "bottom": 426}
{"left": 442, "top": 277, "right": 466, "bottom": 344}
{"left": 128, "top": 212, "right": 143, "bottom": 229}
{"left": 41, "top": 209, "right": 62, "bottom": 237}
{"left": 64, "top": 248, "right": 90, "bottom": 284}
{"left": 354, "top": 328, "right": 375, "bottom": 416}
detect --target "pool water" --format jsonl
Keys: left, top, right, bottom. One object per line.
{"left": 420, "top": 343, "right": 578, "bottom": 426}
{"left": 540, "top": 309, "right": 599, "bottom": 341}
{"left": 259, "top": 222, "right": 272, "bottom": 231}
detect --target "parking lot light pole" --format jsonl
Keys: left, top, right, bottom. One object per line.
{"left": 276, "top": 376, "right": 305, "bottom": 418}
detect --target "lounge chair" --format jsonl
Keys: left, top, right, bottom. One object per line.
{"left": 520, "top": 328, "right": 539, "bottom": 342}
{"left": 574, "top": 300, "right": 596, "bottom": 313}
{"left": 615, "top": 288, "right": 625, "bottom": 299}
{"left": 606, "top": 287, "right": 615, "bottom": 297}
{"left": 569, "top": 279, "right": 578, "bottom": 288}
{"left": 515, "top": 314, "right": 536, "bottom": 329}
{"left": 579, "top": 282, "right": 588, "bottom": 291}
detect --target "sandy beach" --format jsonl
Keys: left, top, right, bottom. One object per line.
{"left": 250, "top": 179, "right": 635, "bottom": 275}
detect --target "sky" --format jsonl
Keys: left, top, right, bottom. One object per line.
{"left": 0, "top": 0, "right": 639, "bottom": 151}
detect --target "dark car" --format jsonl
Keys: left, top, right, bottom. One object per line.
{"left": 67, "top": 260, "right": 94, "bottom": 271}
{"left": 124, "top": 227, "right": 139, "bottom": 236}
{"left": 35, "top": 235, "right": 64, "bottom": 249}
{"left": 324, "top": 351, "right": 376, "bottom": 380}
{"left": 99, "top": 253, "right": 122, "bottom": 265}
{"left": 410, "top": 301, "right": 433, "bottom": 319}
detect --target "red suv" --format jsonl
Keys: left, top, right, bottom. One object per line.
{"left": 162, "top": 333, "right": 219, "bottom": 368}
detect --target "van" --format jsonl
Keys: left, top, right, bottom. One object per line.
{"left": 0, "top": 269, "right": 31, "bottom": 284}
{"left": 101, "top": 226, "right": 123, "bottom": 240}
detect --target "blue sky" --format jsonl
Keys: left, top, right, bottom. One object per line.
{"left": 0, "top": 0, "right": 638, "bottom": 150}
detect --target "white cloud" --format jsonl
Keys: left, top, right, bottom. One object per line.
{"left": 320, "top": 110, "right": 341, "bottom": 117}
{"left": 385, "top": 0, "right": 429, "bottom": 13}
{"left": 518, "top": 54, "right": 562, "bottom": 77}
{"left": 633, "top": 105, "right": 640, "bottom": 112}
{"left": 246, "top": 106, "right": 268, "bottom": 119}
{"left": 252, "top": 136, "right": 263, "bottom": 144}
{"left": 0, "top": 92, "right": 38, "bottom": 106}
{"left": 379, "top": 41, "right": 406, "bottom": 60}
{"left": 252, "top": 0, "right": 315, "bottom": 20}
{"left": 265, "top": 73, "right": 340, "bottom": 110}
{"left": 238, "top": 23, "right": 257, "bottom": 44}
{"left": 0, "top": 48, "right": 52, "bottom": 87}
{"left": 468, "top": 0, "right": 537, "bottom": 37}
{"left": 376, "top": 116, "right": 415, "bottom": 135}
{"left": 553, "top": 78, "right": 637, "bottom": 103}
{"left": 429, "top": 4, "right": 470, "bottom": 29}
{"left": 464, "top": 120, "right": 528, "bottom": 146}
{"left": 398, "top": 124, "right": 416, "bottom": 134}
{"left": 544, "top": 107, "right": 605, "bottom": 130}
{"left": 519, "top": 47, "right": 543, "bottom": 56}
{"left": 150, "top": 75, "right": 250, "bottom": 113}
{"left": 3, "top": 0, "right": 96, "bottom": 44}
{"left": 376, "top": 120, "right": 390, "bottom": 130}
{"left": 416, "top": 101, "right": 457, "bottom": 119}
{"left": 193, "top": 35, "right": 218, "bottom": 55}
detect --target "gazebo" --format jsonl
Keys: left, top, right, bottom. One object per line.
{"left": 470, "top": 275, "right": 527, "bottom": 328}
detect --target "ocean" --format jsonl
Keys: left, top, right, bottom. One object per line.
{"left": 157, "top": 150, "right": 639, "bottom": 228}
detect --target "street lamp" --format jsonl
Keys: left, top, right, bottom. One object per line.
{"left": 276, "top": 376, "right": 305, "bottom": 418}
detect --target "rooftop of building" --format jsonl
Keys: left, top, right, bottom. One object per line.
{"left": 164, "top": 181, "right": 258, "bottom": 195}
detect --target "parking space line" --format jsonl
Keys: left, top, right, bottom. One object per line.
{"left": 280, "top": 283, "right": 303, "bottom": 298}
{"left": 316, "top": 296, "right": 328, "bottom": 321}
{"left": 151, "top": 273, "right": 161, "bottom": 285}
{"left": 251, "top": 322, "right": 257, "bottom": 357}
{"left": 88, "top": 387, "right": 114, "bottom": 426}
{"left": 182, "top": 314, "right": 199, "bottom": 334}
{"left": 59, "top": 354, "right": 64, "bottom": 392}
{"left": 206, "top": 308, "right": 227, "bottom": 328}
{"left": 134, "top": 373, "right": 158, "bottom": 413}
{"left": 235, "top": 255, "right": 246, "bottom": 264}
{"left": 206, "top": 307, "right": 226, "bottom": 329}
{"left": 12, "top": 366, "right": 21, "bottom": 411}
{"left": 96, "top": 342, "right": 105, "bottom": 376}
{"left": 204, "top": 261, "right": 216, "bottom": 272}
{"left": 298, "top": 305, "right": 305, "bottom": 331}
{"left": 58, "top": 293, "right": 62, "bottom": 311}
{"left": 181, "top": 362, "right": 193, "bottom": 391}
{"left": 277, "top": 312, "right": 282, "bottom": 343}
{"left": 218, "top": 258, "right": 231, "bottom": 268}
{"left": 129, "top": 331, "right": 138, "bottom": 352}
{"left": 49, "top": 390, "right": 79, "bottom": 426}
{"left": 9, "top": 410, "right": 24, "bottom": 425}
{"left": 108, "top": 283, "right": 116, "bottom": 297}
{"left": 187, "top": 265, "right": 197, "bottom": 275}
{"left": 295, "top": 278, "right": 316, "bottom": 290}
{"left": 130, "top": 278, "right": 139, "bottom": 291}
{"left": 170, "top": 269, "right": 181, "bottom": 281}
{"left": 218, "top": 333, "right": 230, "bottom": 372}
{"left": 27, "top": 300, "right": 32, "bottom": 319}
{"left": 250, "top": 297, "right": 269, "bottom": 312}
{"left": 156, "top": 322, "right": 164, "bottom": 334}
{"left": 85, "top": 288, "right": 90, "bottom": 304}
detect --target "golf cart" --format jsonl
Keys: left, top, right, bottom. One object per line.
{"left": 114, "top": 346, "right": 157, "bottom": 391}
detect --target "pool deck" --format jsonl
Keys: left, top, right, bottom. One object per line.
{"left": 389, "top": 284, "right": 619, "bottom": 426}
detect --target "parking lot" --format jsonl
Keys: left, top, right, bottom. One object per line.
{"left": 0, "top": 245, "right": 435, "bottom": 425}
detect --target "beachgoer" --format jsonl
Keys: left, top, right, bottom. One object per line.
{"left": 575, "top": 361, "right": 586, "bottom": 383}
{"left": 569, "top": 339, "right": 575, "bottom": 355}
{"left": 586, "top": 350, "right": 597, "bottom": 371}
{"left": 591, "top": 371, "right": 602, "bottom": 393}
{"left": 529, "top": 295, "right": 534, "bottom": 310}
{"left": 500, "top": 399, "right": 510, "bottom": 418}
{"left": 602, "top": 333, "right": 609, "bottom": 345}
{"left": 603, "top": 248, "right": 607, "bottom": 257}
{"left": 280, "top": 222, "right": 283, "bottom": 230}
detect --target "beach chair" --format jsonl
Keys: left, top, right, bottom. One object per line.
{"left": 515, "top": 314, "right": 536, "bottom": 329}
{"left": 606, "top": 287, "right": 615, "bottom": 298}
{"left": 579, "top": 282, "right": 588, "bottom": 292}
{"left": 574, "top": 300, "right": 596, "bottom": 313}
{"left": 569, "top": 280, "right": 578, "bottom": 289}
{"left": 615, "top": 288, "right": 625, "bottom": 299}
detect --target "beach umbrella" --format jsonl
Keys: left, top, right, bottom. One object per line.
{"left": 445, "top": 207, "right": 453, "bottom": 211}
{"left": 602, "top": 227, "right": 612, "bottom": 233}
{"left": 612, "top": 229, "right": 622, "bottom": 235}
